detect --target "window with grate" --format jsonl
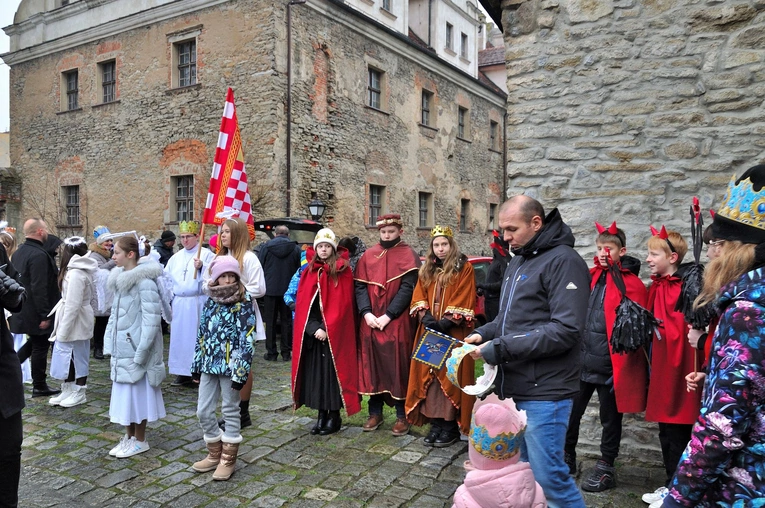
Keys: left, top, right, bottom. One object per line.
{"left": 177, "top": 40, "right": 197, "bottom": 87}
{"left": 174, "top": 175, "right": 194, "bottom": 222}
{"left": 367, "top": 68, "right": 381, "bottom": 110}
{"left": 65, "top": 71, "right": 78, "bottom": 111}
{"left": 101, "top": 61, "right": 116, "bottom": 103}
{"left": 63, "top": 186, "right": 80, "bottom": 226}
{"left": 421, "top": 90, "right": 433, "bottom": 126}
{"left": 418, "top": 192, "right": 432, "bottom": 228}
{"left": 460, "top": 199, "right": 469, "bottom": 232}
{"left": 458, "top": 107, "right": 467, "bottom": 139}
{"left": 368, "top": 185, "right": 384, "bottom": 226}
{"left": 490, "top": 120, "right": 499, "bottom": 150}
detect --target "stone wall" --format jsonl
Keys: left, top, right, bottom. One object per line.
{"left": 499, "top": 0, "right": 765, "bottom": 466}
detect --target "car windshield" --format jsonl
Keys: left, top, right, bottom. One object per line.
{"left": 290, "top": 229, "right": 318, "bottom": 245}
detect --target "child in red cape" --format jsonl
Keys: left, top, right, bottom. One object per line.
{"left": 565, "top": 222, "right": 648, "bottom": 492}
{"left": 642, "top": 227, "right": 703, "bottom": 508}
{"left": 291, "top": 228, "right": 360, "bottom": 435}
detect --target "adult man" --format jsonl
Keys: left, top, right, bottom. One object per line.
{"left": 465, "top": 196, "right": 590, "bottom": 508}
{"left": 355, "top": 214, "right": 421, "bottom": 436}
{"left": 153, "top": 230, "right": 176, "bottom": 267}
{"left": 166, "top": 221, "right": 214, "bottom": 386}
{"left": 0, "top": 246, "right": 26, "bottom": 507}
{"left": 10, "top": 219, "right": 62, "bottom": 396}
{"left": 258, "top": 225, "right": 300, "bottom": 361}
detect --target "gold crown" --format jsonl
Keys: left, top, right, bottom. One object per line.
{"left": 717, "top": 174, "right": 765, "bottom": 231}
{"left": 179, "top": 220, "right": 201, "bottom": 235}
{"left": 431, "top": 225, "right": 453, "bottom": 238}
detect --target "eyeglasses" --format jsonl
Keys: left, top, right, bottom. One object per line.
{"left": 180, "top": 235, "right": 196, "bottom": 240}
{"left": 707, "top": 240, "right": 725, "bottom": 249}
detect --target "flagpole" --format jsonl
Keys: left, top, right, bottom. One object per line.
{"left": 193, "top": 223, "right": 206, "bottom": 280}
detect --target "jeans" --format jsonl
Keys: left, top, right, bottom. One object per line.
{"left": 565, "top": 380, "right": 623, "bottom": 465}
{"left": 516, "top": 398, "right": 586, "bottom": 508}
{"left": 0, "top": 409, "right": 22, "bottom": 507}
{"left": 197, "top": 373, "right": 241, "bottom": 441}
{"left": 264, "top": 295, "right": 293, "bottom": 357}
{"left": 17, "top": 333, "right": 52, "bottom": 388}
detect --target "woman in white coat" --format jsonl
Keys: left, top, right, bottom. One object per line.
{"left": 48, "top": 237, "right": 98, "bottom": 408}
{"left": 105, "top": 236, "right": 166, "bottom": 459}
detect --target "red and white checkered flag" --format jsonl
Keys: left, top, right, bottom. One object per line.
{"left": 202, "top": 88, "right": 255, "bottom": 239}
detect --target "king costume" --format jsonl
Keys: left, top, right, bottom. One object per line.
{"left": 355, "top": 216, "right": 421, "bottom": 409}
{"left": 165, "top": 221, "right": 215, "bottom": 378}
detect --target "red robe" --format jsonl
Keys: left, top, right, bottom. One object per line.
{"left": 645, "top": 274, "right": 702, "bottom": 424}
{"left": 291, "top": 247, "right": 361, "bottom": 416}
{"left": 591, "top": 258, "right": 649, "bottom": 413}
{"left": 355, "top": 241, "right": 421, "bottom": 399}
{"left": 405, "top": 260, "right": 476, "bottom": 434}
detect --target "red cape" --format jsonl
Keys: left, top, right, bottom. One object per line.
{"left": 591, "top": 259, "right": 649, "bottom": 413}
{"left": 645, "top": 273, "right": 702, "bottom": 424}
{"left": 291, "top": 247, "right": 361, "bottom": 416}
{"left": 355, "top": 241, "right": 421, "bottom": 399}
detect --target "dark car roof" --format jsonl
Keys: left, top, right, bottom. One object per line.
{"left": 253, "top": 218, "right": 322, "bottom": 244}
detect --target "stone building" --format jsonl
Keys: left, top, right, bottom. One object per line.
{"left": 2, "top": 0, "right": 507, "bottom": 254}
{"left": 0, "top": 132, "right": 22, "bottom": 227}
{"left": 479, "top": 0, "right": 765, "bottom": 467}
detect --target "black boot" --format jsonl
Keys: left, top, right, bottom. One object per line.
{"left": 311, "top": 410, "right": 328, "bottom": 435}
{"left": 434, "top": 419, "right": 460, "bottom": 448}
{"left": 240, "top": 399, "right": 252, "bottom": 429}
{"left": 93, "top": 348, "right": 104, "bottom": 360}
{"left": 319, "top": 410, "right": 341, "bottom": 435}
{"left": 424, "top": 418, "right": 442, "bottom": 446}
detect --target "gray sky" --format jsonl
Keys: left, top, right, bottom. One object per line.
{"left": 0, "top": 0, "right": 21, "bottom": 133}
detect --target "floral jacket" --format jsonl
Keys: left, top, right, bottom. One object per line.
{"left": 191, "top": 293, "right": 256, "bottom": 387}
{"left": 664, "top": 267, "right": 765, "bottom": 507}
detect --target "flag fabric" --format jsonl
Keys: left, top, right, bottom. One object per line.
{"left": 203, "top": 88, "right": 255, "bottom": 239}
{"left": 411, "top": 328, "right": 461, "bottom": 369}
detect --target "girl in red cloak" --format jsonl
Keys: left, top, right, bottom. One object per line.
{"left": 291, "top": 228, "right": 360, "bottom": 435}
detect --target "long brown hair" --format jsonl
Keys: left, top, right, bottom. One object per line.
{"left": 695, "top": 241, "right": 756, "bottom": 308}
{"left": 58, "top": 239, "right": 89, "bottom": 291}
{"left": 115, "top": 236, "right": 143, "bottom": 260}
{"left": 215, "top": 218, "right": 251, "bottom": 271}
{"left": 418, "top": 235, "right": 462, "bottom": 288}
{"left": 310, "top": 246, "right": 348, "bottom": 285}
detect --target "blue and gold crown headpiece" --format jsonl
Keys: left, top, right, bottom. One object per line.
{"left": 717, "top": 171, "right": 765, "bottom": 231}
{"left": 431, "top": 225, "right": 453, "bottom": 238}
{"left": 179, "top": 220, "right": 201, "bottom": 235}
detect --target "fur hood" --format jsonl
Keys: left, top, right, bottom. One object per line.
{"left": 89, "top": 242, "right": 111, "bottom": 260}
{"left": 108, "top": 260, "right": 164, "bottom": 293}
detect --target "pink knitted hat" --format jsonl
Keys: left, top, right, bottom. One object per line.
{"left": 209, "top": 255, "right": 240, "bottom": 284}
{"left": 468, "top": 394, "right": 527, "bottom": 470}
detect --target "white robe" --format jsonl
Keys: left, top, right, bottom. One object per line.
{"left": 166, "top": 246, "right": 215, "bottom": 376}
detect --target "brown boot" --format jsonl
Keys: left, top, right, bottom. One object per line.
{"left": 213, "top": 439, "right": 240, "bottom": 481}
{"left": 192, "top": 438, "right": 222, "bottom": 473}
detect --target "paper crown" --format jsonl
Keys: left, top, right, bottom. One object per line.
{"left": 717, "top": 168, "right": 765, "bottom": 231}
{"left": 179, "top": 220, "right": 200, "bottom": 235}
{"left": 431, "top": 225, "right": 453, "bottom": 238}
{"left": 469, "top": 394, "right": 526, "bottom": 470}
{"left": 375, "top": 214, "right": 403, "bottom": 229}
{"left": 93, "top": 225, "right": 110, "bottom": 239}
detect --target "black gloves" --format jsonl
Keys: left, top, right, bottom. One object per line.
{"left": 288, "top": 302, "right": 296, "bottom": 312}
{"left": 438, "top": 318, "right": 455, "bottom": 332}
{"left": 0, "top": 267, "right": 24, "bottom": 309}
{"left": 421, "top": 310, "right": 440, "bottom": 332}
{"left": 191, "top": 372, "right": 201, "bottom": 382}
{"left": 232, "top": 380, "right": 244, "bottom": 391}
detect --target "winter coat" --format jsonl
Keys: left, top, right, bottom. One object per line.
{"left": 452, "top": 462, "right": 547, "bottom": 508}
{"left": 50, "top": 253, "right": 98, "bottom": 343}
{"left": 9, "top": 238, "right": 60, "bottom": 336}
{"left": 664, "top": 267, "right": 765, "bottom": 507}
{"left": 192, "top": 293, "right": 256, "bottom": 386}
{"left": 89, "top": 242, "right": 116, "bottom": 317}
{"left": 104, "top": 261, "right": 166, "bottom": 387}
{"left": 283, "top": 251, "right": 307, "bottom": 313}
{"left": 0, "top": 245, "right": 25, "bottom": 419}
{"left": 258, "top": 236, "right": 300, "bottom": 296}
{"left": 152, "top": 239, "right": 174, "bottom": 267}
{"left": 474, "top": 208, "right": 591, "bottom": 401}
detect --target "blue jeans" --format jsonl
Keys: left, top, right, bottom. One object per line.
{"left": 516, "top": 399, "right": 585, "bottom": 508}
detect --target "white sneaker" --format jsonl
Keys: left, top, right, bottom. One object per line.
{"left": 116, "top": 437, "right": 150, "bottom": 458}
{"left": 642, "top": 486, "right": 669, "bottom": 504}
{"left": 109, "top": 435, "right": 130, "bottom": 457}
{"left": 649, "top": 496, "right": 669, "bottom": 508}
{"left": 49, "top": 382, "right": 73, "bottom": 406}
{"left": 59, "top": 385, "right": 87, "bottom": 407}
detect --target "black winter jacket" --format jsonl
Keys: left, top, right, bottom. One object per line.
{"left": 474, "top": 208, "right": 591, "bottom": 401}
{"left": 153, "top": 239, "right": 174, "bottom": 267}
{"left": 9, "top": 238, "right": 60, "bottom": 336}
{"left": 258, "top": 236, "right": 300, "bottom": 296}
{"left": 0, "top": 244, "right": 26, "bottom": 418}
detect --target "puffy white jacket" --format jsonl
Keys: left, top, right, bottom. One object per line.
{"left": 104, "top": 261, "right": 166, "bottom": 387}
{"left": 51, "top": 253, "right": 98, "bottom": 343}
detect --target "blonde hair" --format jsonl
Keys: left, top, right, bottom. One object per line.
{"left": 419, "top": 235, "right": 462, "bottom": 288}
{"left": 215, "top": 218, "right": 251, "bottom": 271}
{"left": 647, "top": 230, "right": 688, "bottom": 264}
{"left": 695, "top": 241, "right": 755, "bottom": 308}
{"left": 0, "top": 231, "right": 16, "bottom": 258}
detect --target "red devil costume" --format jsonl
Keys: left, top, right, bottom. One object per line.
{"left": 291, "top": 246, "right": 360, "bottom": 422}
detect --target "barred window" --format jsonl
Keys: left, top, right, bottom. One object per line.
{"left": 460, "top": 199, "right": 469, "bottom": 232}
{"left": 101, "top": 61, "right": 116, "bottom": 103}
{"left": 65, "top": 71, "right": 78, "bottom": 111}
{"left": 174, "top": 175, "right": 194, "bottom": 222}
{"left": 368, "top": 185, "right": 385, "bottom": 226}
{"left": 367, "top": 68, "right": 381, "bottom": 110}
{"left": 63, "top": 186, "right": 80, "bottom": 226}
{"left": 418, "top": 192, "right": 432, "bottom": 228}
{"left": 177, "top": 40, "right": 197, "bottom": 87}
{"left": 421, "top": 90, "right": 433, "bottom": 126}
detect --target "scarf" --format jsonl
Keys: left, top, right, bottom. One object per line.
{"left": 208, "top": 282, "right": 242, "bottom": 304}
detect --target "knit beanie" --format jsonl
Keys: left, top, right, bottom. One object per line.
{"left": 160, "top": 230, "right": 176, "bottom": 242}
{"left": 468, "top": 394, "right": 526, "bottom": 471}
{"left": 313, "top": 228, "right": 337, "bottom": 250}
{"left": 209, "top": 255, "right": 241, "bottom": 284}
{"left": 93, "top": 225, "right": 111, "bottom": 245}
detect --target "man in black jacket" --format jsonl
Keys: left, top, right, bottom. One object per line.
{"left": 466, "top": 195, "right": 590, "bottom": 508}
{"left": 258, "top": 226, "right": 300, "bottom": 361}
{"left": 0, "top": 245, "right": 26, "bottom": 508}
{"left": 9, "top": 218, "right": 61, "bottom": 397}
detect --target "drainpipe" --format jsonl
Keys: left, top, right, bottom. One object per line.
{"left": 502, "top": 110, "right": 508, "bottom": 198}
{"left": 428, "top": 0, "right": 433, "bottom": 47}
{"left": 286, "top": 0, "right": 307, "bottom": 216}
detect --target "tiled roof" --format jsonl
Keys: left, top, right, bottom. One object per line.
{"left": 408, "top": 28, "right": 435, "bottom": 54}
{"left": 478, "top": 46, "right": 505, "bottom": 67}
{"left": 478, "top": 70, "right": 507, "bottom": 97}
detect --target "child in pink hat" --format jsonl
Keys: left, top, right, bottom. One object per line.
{"left": 452, "top": 394, "right": 546, "bottom": 508}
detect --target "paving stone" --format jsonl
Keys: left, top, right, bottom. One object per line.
{"left": 157, "top": 470, "right": 195, "bottom": 486}
{"left": 383, "top": 485, "right": 417, "bottom": 500}
{"left": 235, "top": 480, "right": 270, "bottom": 499}
{"left": 96, "top": 468, "right": 139, "bottom": 488}
{"left": 251, "top": 496, "right": 287, "bottom": 508}
{"left": 390, "top": 451, "right": 423, "bottom": 464}
{"left": 173, "top": 491, "right": 211, "bottom": 507}
{"left": 426, "top": 480, "right": 462, "bottom": 499}
{"left": 367, "top": 496, "right": 406, "bottom": 508}
{"left": 304, "top": 487, "right": 338, "bottom": 501}
{"left": 148, "top": 483, "right": 194, "bottom": 503}
{"left": 147, "top": 461, "right": 188, "bottom": 478}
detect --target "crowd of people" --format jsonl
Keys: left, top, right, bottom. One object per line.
{"left": 1, "top": 164, "right": 765, "bottom": 507}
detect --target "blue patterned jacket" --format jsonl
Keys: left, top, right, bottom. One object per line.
{"left": 665, "top": 267, "right": 765, "bottom": 507}
{"left": 192, "top": 293, "right": 256, "bottom": 386}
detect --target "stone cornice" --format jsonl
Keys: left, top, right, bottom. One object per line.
{"left": 313, "top": 0, "right": 506, "bottom": 106}
{"left": 1, "top": 0, "right": 231, "bottom": 66}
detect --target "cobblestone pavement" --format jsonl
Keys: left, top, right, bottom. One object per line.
{"left": 19, "top": 340, "right": 665, "bottom": 507}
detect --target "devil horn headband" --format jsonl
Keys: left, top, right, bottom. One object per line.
{"left": 650, "top": 225, "right": 677, "bottom": 253}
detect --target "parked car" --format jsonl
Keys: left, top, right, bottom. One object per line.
{"left": 253, "top": 217, "right": 322, "bottom": 250}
